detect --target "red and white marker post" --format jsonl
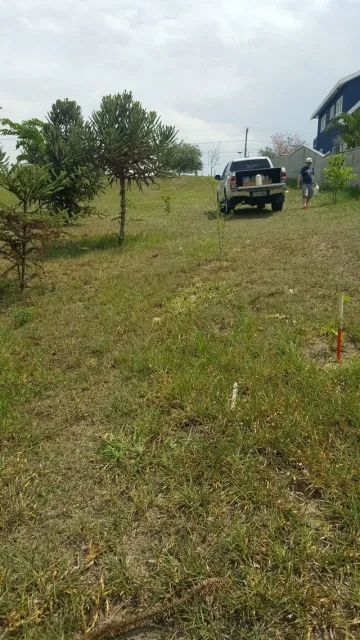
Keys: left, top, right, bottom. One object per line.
{"left": 337, "top": 293, "right": 344, "bottom": 363}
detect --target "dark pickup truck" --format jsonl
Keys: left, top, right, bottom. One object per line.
{"left": 215, "top": 157, "right": 286, "bottom": 213}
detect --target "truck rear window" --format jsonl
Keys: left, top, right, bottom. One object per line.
{"left": 230, "top": 159, "right": 271, "bottom": 172}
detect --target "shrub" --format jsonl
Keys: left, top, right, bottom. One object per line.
{"left": 323, "top": 154, "right": 357, "bottom": 203}
{"left": 0, "top": 164, "right": 66, "bottom": 290}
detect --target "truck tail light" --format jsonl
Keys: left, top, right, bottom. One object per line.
{"left": 230, "top": 176, "right": 237, "bottom": 191}
{"left": 281, "top": 168, "right": 287, "bottom": 182}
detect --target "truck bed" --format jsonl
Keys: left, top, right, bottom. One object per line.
{"left": 235, "top": 167, "right": 282, "bottom": 187}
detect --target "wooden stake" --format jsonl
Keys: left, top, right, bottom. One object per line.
{"left": 337, "top": 293, "right": 344, "bottom": 363}
{"left": 231, "top": 382, "right": 239, "bottom": 410}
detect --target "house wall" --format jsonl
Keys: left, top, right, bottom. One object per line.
{"left": 314, "top": 76, "right": 360, "bottom": 153}
{"left": 274, "top": 144, "right": 360, "bottom": 187}
{"left": 275, "top": 146, "right": 325, "bottom": 180}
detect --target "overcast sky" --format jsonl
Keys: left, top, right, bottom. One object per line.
{"left": 1, "top": 0, "right": 359, "bottom": 169}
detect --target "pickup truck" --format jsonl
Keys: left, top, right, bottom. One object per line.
{"left": 215, "top": 157, "right": 286, "bottom": 213}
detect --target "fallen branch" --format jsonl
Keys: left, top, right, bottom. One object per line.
{"left": 84, "top": 577, "right": 230, "bottom": 640}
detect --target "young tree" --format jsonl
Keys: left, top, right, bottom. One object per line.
{"left": 326, "top": 111, "right": 360, "bottom": 150}
{"left": 323, "top": 154, "right": 357, "bottom": 203}
{"left": 0, "top": 145, "right": 8, "bottom": 168}
{"left": 0, "top": 164, "right": 67, "bottom": 290}
{"left": 0, "top": 118, "right": 46, "bottom": 164}
{"left": 170, "top": 142, "right": 203, "bottom": 175}
{"left": 270, "top": 133, "right": 306, "bottom": 155}
{"left": 90, "top": 91, "right": 177, "bottom": 245}
{"left": 208, "top": 144, "right": 221, "bottom": 176}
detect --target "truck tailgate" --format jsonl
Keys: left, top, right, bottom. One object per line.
{"left": 235, "top": 167, "right": 282, "bottom": 187}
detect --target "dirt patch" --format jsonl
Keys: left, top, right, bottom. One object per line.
{"left": 311, "top": 625, "right": 360, "bottom": 639}
{"left": 298, "top": 497, "right": 325, "bottom": 530}
{"left": 123, "top": 508, "right": 168, "bottom": 582}
{"left": 307, "top": 337, "right": 360, "bottom": 367}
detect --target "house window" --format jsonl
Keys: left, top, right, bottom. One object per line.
{"left": 330, "top": 105, "right": 335, "bottom": 120}
{"left": 320, "top": 115, "right": 326, "bottom": 132}
{"left": 336, "top": 96, "right": 343, "bottom": 115}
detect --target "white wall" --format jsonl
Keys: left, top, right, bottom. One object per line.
{"left": 274, "top": 145, "right": 360, "bottom": 187}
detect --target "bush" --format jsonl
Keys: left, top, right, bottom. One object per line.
{"left": 0, "top": 164, "right": 66, "bottom": 290}
{"left": 12, "top": 306, "right": 35, "bottom": 328}
{"left": 323, "top": 154, "right": 357, "bottom": 203}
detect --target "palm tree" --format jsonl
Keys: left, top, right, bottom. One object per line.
{"left": 326, "top": 110, "right": 360, "bottom": 150}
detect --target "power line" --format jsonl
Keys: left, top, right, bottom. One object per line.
{"left": 193, "top": 138, "right": 245, "bottom": 145}
{"left": 193, "top": 138, "right": 309, "bottom": 146}
{"left": 251, "top": 124, "right": 316, "bottom": 136}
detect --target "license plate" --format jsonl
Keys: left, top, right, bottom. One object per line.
{"left": 252, "top": 190, "right": 266, "bottom": 197}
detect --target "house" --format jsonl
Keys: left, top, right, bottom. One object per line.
{"left": 311, "top": 70, "right": 360, "bottom": 154}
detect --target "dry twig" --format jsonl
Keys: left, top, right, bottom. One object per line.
{"left": 84, "top": 577, "right": 230, "bottom": 640}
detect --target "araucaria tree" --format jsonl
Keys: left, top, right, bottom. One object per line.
{"left": 0, "top": 164, "right": 67, "bottom": 290}
{"left": 90, "top": 91, "right": 177, "bottom": 245}
{"left": 43, "top": 99, "right": 104, "bottom": 219}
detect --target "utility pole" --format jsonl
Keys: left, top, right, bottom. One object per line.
{"left": 244, "top": 127, "right": 249, "bottom": 158}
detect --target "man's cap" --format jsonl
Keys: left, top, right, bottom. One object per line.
{"left": 306, "top": 158, "right": 313, "bottom": 163}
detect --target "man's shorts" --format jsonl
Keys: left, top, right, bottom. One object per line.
{"left": 302, "top": 184, "right": 314, "bottom": 199}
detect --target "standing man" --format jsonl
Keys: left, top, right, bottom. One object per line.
{"left": 297, "top": 158, "right": 316, "bottom": 210}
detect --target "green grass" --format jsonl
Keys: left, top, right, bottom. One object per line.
{"left": 1, "top": 178, "right": 360, "bottom": 639}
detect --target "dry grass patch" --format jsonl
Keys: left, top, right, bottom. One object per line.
{"left": 1, "top": 179, "right": 360, "bottom": 639}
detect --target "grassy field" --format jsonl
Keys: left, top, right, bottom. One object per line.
{"left": 1, "top": 178, "right": 360, "bottom": 639}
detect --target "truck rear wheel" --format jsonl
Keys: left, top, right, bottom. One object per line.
{"left": 217, "top": 194, "right": 225, "bottom": 213}
{"left": 257, "top": 203, "right": 265, "bottom": 211}
{"left": 224, "top": 194, "right": 234, "bottom": 215}
{"left": 272, "top": 202, "right": 283, "bottom": 212}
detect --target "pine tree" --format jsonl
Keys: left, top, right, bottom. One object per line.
{"left": 42, "top": 99, "right": 104, "bottom": 219}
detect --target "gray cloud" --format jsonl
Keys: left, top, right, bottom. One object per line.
{"left": 1, "top": 0, "right": 359, "bottom": 168}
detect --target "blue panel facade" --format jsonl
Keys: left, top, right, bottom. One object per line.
{"left": 313, "top": 75, "right": 360, "bottom": 154}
